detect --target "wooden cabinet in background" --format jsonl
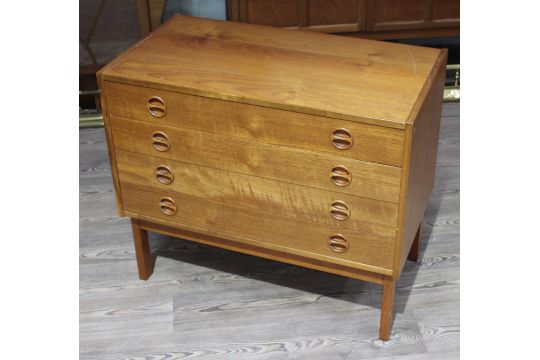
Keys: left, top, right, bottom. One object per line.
{"left": 229, "top": 0, "right": 367, "bottom": 33}
{"left": 366, "top": 0, "right": 459, "bottom": 32}
{"left": 228, "top": 0, "right": 459, "bottom": 39}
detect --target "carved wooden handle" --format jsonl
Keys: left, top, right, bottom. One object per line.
{"left": 328, "top": 234, "right": 349, "bottom": 253}
{"left": 152, "top": 131, "right": 170, "bottom": 152}
{"left": 155, "top": 165, "right": 174, "bottom": 185}
{"left": 159, "top": 197, "right": 177, "bottom": 215}
{"left": 147, "top": 96, "right": 166, "bottom": 118}
{"left": 329, "top": 200, "right": 350, "bottom": 221}
{"left": 331, "top": 128, "right": 353, "bottom": 150}
{"left": 330, "top": 166, "right": 352, "bottom": 187}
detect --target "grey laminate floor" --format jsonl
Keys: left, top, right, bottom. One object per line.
{"left": 80, "top": 103, "right": 460, "bottom": 359}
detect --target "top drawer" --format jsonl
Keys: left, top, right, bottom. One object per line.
{"left": 105, "top": 82, "right": 404, "bottom": 167}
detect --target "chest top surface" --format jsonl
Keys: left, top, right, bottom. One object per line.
{"left": 99, "top": 15, "right": 444, "bottom": 129}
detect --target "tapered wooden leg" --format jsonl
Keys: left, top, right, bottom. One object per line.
{"left": 379, "top": 277, "right": 395, "bottom": 341}
{"left": 407, "top": 222, "right": 422, "bottom": 263}
{"left": 131, "top": 218, "right": 153, "bottom": 280}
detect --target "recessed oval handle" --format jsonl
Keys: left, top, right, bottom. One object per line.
{"left": 152, "top": 131, "right": 170, "bottom": 152}
{"left": 155, "top": 165, "right": 174, "bottom": 185}
{"left": 328, "top": 234, "right": 349, "bottom": 253}
{"left": 329, "top": 200, "right": 351, "bottom": 221}
{"left": 330, "top": 166, "right": 352, "bottom": 187}
{"left": 147, "top": 96, "right": 166, "bottom": 118}
{"left": 331, "top": 128, "right": 354, "bottom": 150}
{"left": 159, "top": 197, "right": 177, "bottom": 215}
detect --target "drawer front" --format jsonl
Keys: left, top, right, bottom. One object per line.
{"left": 110, "top": 117, "right": 402, "bottom": 203}
{"left": 120, "top": 182, "right": 396, "bottom": 271}
{"left": 116, "top": 150, "right": 399, "bottom": 228}
{"left": 105, "top": 82, "right": 404, "bottom": 167}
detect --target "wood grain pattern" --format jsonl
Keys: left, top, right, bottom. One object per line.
{"left": 395, "top": 49, "right": 447, "bottom": 277}
{"left": 431, "top": 0, "right": 460, "bottom": 20}
{"left": 156, "top": 16, "right": 439, "bottom": 80}
{"left": 140, "top": 219, "right": 386, "bottom": 284}
{"left": 96, "top": 15, "right": 447, "bottom": 342}
{"left": 379, "top": 276, "right": 395, "bottom": 340}
{"left": 245, "top": 0, "right": 300, "bottom": 27}
{"left": 98, "top": 15, "right": 441, "bottom": 128}
{"left": 110, "top": 116, "right": 403, "bottom": 203}
{"left": 121, "top": 182, "right": 397, "bottom": 273}
{"left": 366, "top": 0, "right": 460, "bottom": 31}
{"left": 372, "top": 0, "right": 426, "bottom": 22}
{"left": 116, "top": 150, "right": 399, "bottom": 228}
{"left": 79, "top": 102, "right": 459, "bottom": 359}
{"left": 230, "top": 0, "right": 458, "bottom": 38}
{"left": 131, "top": 218, "right": 153, "bottom": 280}
{"left": 237, "top": 0, "right": 365, "bottom": 28}
{"left": 106, "top": 81, "right": 405, "bottom": 167}
{"left": 307, "top": 0, "right": 361, "bottom": 26}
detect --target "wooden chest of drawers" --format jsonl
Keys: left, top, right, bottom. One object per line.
{"left": 97, "top": 15, "right": 446, "bottom": 341}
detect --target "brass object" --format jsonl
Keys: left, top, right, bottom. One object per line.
{"left": 79, "top": 113, "right": 104, "bottom": 128}
{"left": 443, "top": 64, "right": 460, "bottom": 102}
{"left": 443, "top": 87, "right": 460, "bottom": 102}
{"left": 79, "top": 89, "right": 103, "bottom": 128}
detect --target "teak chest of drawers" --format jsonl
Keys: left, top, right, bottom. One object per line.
{"left": 97, "top": 15, "right": 446, "bottom": 341}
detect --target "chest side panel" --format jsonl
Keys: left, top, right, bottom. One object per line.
{"left": 396, "top": 50, "right": 447, "bottom": 276}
